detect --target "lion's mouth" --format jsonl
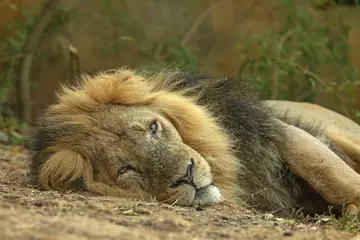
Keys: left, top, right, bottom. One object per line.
{"left": 169, "top": 162, "right": 214, "bottom": 192}
{"left": 170, "top": 178, "right": 215, "bottom": 191}
{"left": 168, "top": 181, "right": 222, "bottom": 206}
{"left": 167, "top": 163, "right": 222, "bottom": 206}
{"left": 169, "top": 178, "right": 195, "bottom": 189}
{"left": 171, "top": 180, "right": 214, "bottom": 190}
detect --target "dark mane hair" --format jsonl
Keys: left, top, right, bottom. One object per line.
{"left": 145, "top": 68, "right": 352, "bottom": 215}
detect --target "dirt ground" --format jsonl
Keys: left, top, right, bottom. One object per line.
{"left": 1, "top": 145, "right": 360, "bottom": 240}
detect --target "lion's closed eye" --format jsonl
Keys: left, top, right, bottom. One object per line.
{"left": 116, "top": 164, "right": 136, "bottom": 181}
{"left": 117, "top": 165, "right": 135, "bottom": 176}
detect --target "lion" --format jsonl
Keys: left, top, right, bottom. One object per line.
{"left": 28, "top": 68, "right": 360, "bottom": 216}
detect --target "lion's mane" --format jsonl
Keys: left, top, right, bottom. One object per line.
{"left": 30, "top": 67, "right": 352, "bottom": 215}
{"left": 29, "top": 68, "right": 241, "bottom": 202}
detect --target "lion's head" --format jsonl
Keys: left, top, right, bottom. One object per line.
{"left": 29, "top": 69, "right": 242, "bottom": 206}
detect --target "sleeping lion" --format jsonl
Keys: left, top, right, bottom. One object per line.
{"left": 28, "top": 68, "right": 358, "bottom": 216}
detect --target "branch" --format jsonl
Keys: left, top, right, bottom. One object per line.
{"left": 0, "top": 53, "right": 23, "bottom": 63}
{"left": 279, "top": 58, "right": 352, "bottom": 117}
{"left": 180, "top": 3, "right": 218, "bottom": 46}
{"left": 181, "top": 0, "right": 261, "bottom": 47}
{"left": 271, "top": 27, "right": 299, "bottom": 100}
{"left": 238, "top": 0, "right": 262, "bottom": 23}
{"left": 57, "top": 36, "right": 81, "bottom": 83}
{"left": 68, "top": 43, "right": 81, "bottom": 84}
{"left": 18, "top": 0, "right": 59, "bottom": 123}
{"left": 0, "top": 57, "right": 17, "bottom": 116}
{"left": 0, "top": 0, "right": 17, "bottom": 10}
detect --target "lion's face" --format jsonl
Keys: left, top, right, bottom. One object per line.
{"left": 83, "top": 105, "right": 222, "bottom": 206}
{"left": 31, "top": 69, "right": 240, "bottom": 207}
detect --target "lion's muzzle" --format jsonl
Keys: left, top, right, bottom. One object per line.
{"left": 170, "top": 158, "right": 195, "bottom": 188}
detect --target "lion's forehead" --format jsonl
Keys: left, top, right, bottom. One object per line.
{"left": 96, "top": 106, "right": 160, "bottom": 129}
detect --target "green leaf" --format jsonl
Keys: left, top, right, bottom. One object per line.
{"left": 118, "top": 36, "right": 135, "bottom": 42}
{"left": 0, "top": 131, "right": 9, "bottom": 143}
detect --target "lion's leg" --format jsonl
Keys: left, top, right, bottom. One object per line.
{"left": 275, "top": 119, "right": 360, "bottom": 215}
{"left": 327, "top": 132, "right": 360, "bottom": 174}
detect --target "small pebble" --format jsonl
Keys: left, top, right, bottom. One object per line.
{"left": 34, "top": 201, "right": 44, "bottom": 207}
{"left": 122, "top": 209, "right": 138, "bottom": 216}
{"left": 264, "top": 213, "right": 274, "bottom": 220}
{"left": 196, "top": 206, "right": 204, "bottom": 211}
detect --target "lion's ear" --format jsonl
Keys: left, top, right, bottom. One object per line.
{"left": 38, "top": 150, "right": 93, "bottom": 191}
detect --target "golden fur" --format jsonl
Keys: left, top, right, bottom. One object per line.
{"left": 30, "top": 68, "right": 357, "bottom": 215}
{"left": 29, "top": 68, "right": 243, "bottom": 205}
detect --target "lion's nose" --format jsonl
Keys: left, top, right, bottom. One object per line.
{"left": 185, "top": 158, "right": 195, "bottom": 182}
{"left": 170, "top": 158, "right": 195, "bottom": 188}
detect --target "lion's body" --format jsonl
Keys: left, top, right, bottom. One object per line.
{"left": 29, "top": 68, "right": 354, "bottom": 216}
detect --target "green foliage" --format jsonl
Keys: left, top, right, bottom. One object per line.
{"left": 44, "top": 5, "right": 75, "bottom": 37}
{"left": 0, "top": 9, "right": 34, "bottom": 119}
{"left": 139, "top": 41, "right": 200, "bottom": 70}
{"left": 100, "top": 0, "right": 359, "bottom": 119}
{"left": 356, "top": 111, "right": 360, "bottom": 118}
{"left": 0, "top": 4, "right": 73, "bottom": 107}
{"left": 335, "top": 212, "right": 360, "bottom": 233}
{"left": 323, "top": 205, "right": 360, "bottom": 233}
{"left": 1, "top": 0, "right": 360, "bottom": 149}
{"left": 99, "top": 0, "right": 200, "bottom": 71}
{"left": 0, "top": 117, "right": 30, "bottom": 147}
{"left": 0, "top": 3, "right": 73, "bottom": 146}
{"left": 41, "top": 5, "right": 76, "bottom": 64}
{"left": 237, "top": 0, "right": 360, "bottom": 117}
{"left": 291, "top": 205, "right": 360, "bottom": 234}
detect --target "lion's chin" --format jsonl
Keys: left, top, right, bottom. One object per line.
{"left": 161, "top": 184, "right": 222, "bottom": 206}
{"left": 193, "top": 185, "right": 222, "bottom": 206}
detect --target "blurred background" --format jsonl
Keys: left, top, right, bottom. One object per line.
{"left": 0, "top": 0, "right": 360, "bottom": 146}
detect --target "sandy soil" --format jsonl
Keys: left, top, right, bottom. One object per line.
{"left": 1, "top": 145, "right": 360, "bottom": 240}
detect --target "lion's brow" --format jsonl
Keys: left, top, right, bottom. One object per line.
{"left": 98, "top": 128, "right": 126, "bottom": 139}
{"left": 130, "top": 123, "right": 146, "bottom": 132}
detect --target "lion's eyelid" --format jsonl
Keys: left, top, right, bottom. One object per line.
{"left": 98, "top": 128, "right": 125, "bottom": 139}
{"left": 130, "top": 123, "right": 146, "bottom": 132}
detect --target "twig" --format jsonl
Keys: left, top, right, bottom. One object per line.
{"left": 180, "top": 3, "right": 218, "bottom": 46}
{"left": 237, "top": 59, "right": 250, "bottom": 75}
{"left": 271, "top": 27, "right": 299, "bottom": 100}
{"left": 18, "top": 0, "right": 59, "bottom": 123}
{"left": 181, "top": 0, "right": 261, "bottom": 47}
{"left": 171, "top": 198, "right": 179, "bottom": 206}
{"left": 279, "top": 58, "right": 352, "bottom": 117}
{"left": 68, "top": 43, "right": 81, "bottom": 84}
{"left": 295, "top": 89, "right": 315, "bottom": 101}
{"left": 244, "top": 188, "right": 269, "bottom": 204}
{"left": 0, "top": 53, "right": 23, "bottom": 63}
{"left": 0, "top": 57, "right": 17, "bottom": 116}
{"left": 238, "top": 0, "right": 262, "bottom": 23}
{"left": 154, "top": 42, "right": 165, "bottom": 62}
{"left": 0, "top": 0, "right": 16, "bottom": 10}
{"left": 57, "top": 36, "right": 81, "bottom": 83}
